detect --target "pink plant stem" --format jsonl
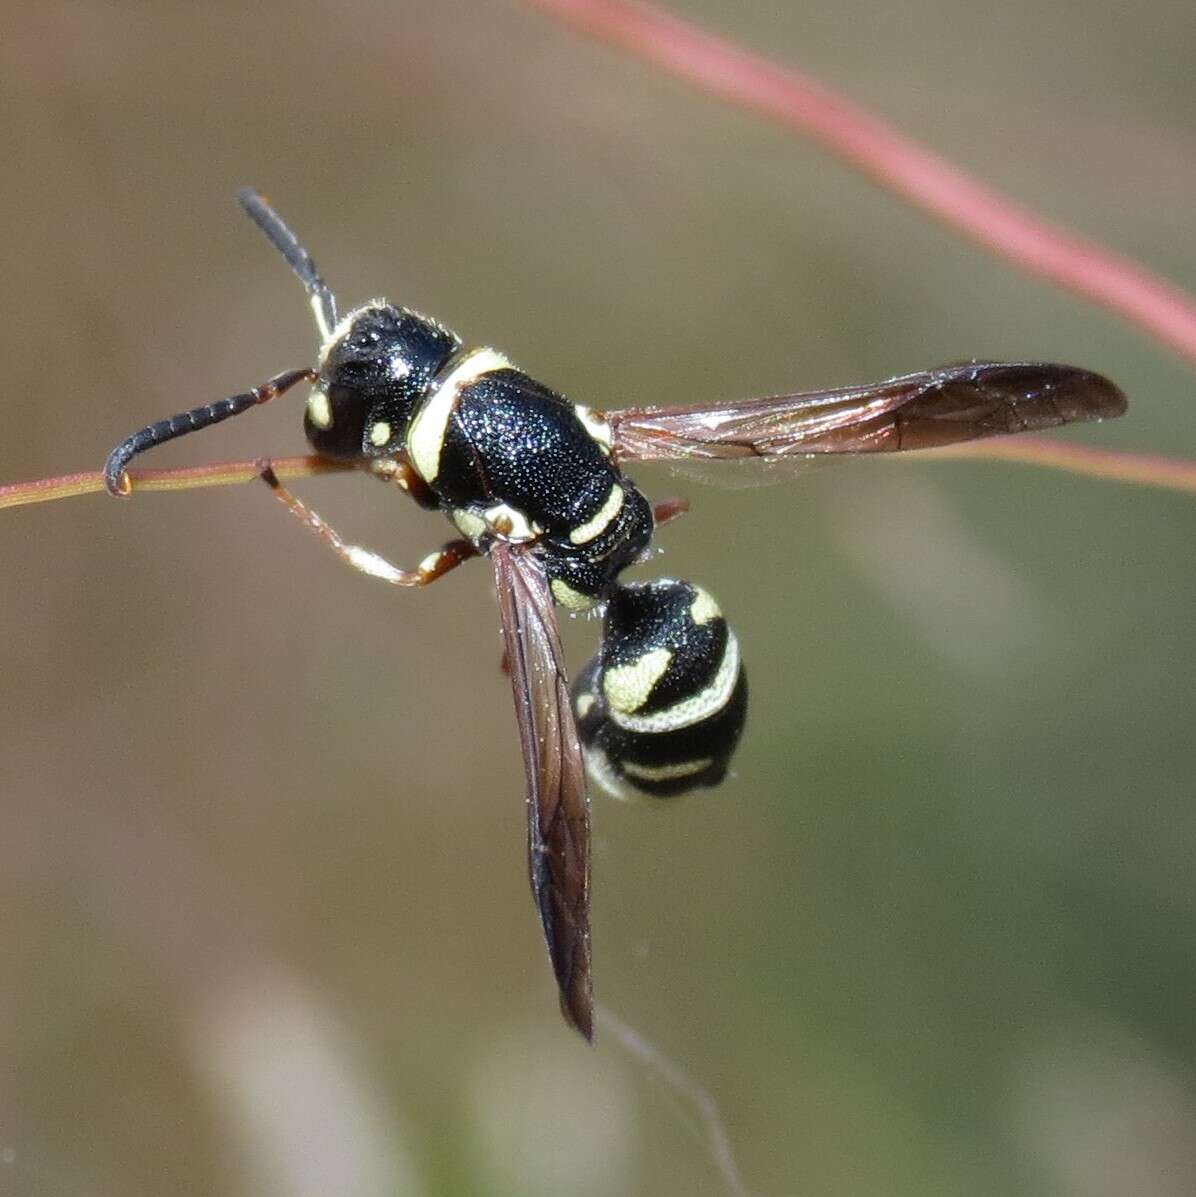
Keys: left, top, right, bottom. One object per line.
{"left": 927, "top": 437, "right": 1196, "bottom": 494}
{"left": 525, "top": 0, "right": 1196, "bottom": 370}
{"left": 5, "top": 437, "right": 1191, "bottom": 513}
{"left": 0, "top": 456, "right": 350, "bottom": 510}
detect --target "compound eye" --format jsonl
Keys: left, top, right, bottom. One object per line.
{"left": 303, "top": 382, "right": 370, "bottom": 460}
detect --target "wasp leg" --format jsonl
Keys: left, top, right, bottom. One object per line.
{"left": 652, "top": 497, "right": 690, "bottom": 528}
{"left": 258, "top": 461, "right": 477, "bottom": 586}
{"left": 367, "top": 455, "right": 440, "bottom": 510}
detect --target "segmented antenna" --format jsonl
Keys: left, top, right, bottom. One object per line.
{"left": 237, "top": 187, "right": 338, "bottom": 341}
{"left": 103, "top": 368, "right": 315, "bottom": 496}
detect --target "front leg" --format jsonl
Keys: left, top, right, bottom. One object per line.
{"left": 368, "top": 454, "right": 440, "bottom": 510}
{"left": 259, "top": 462, "right": 477, "bottom": 586}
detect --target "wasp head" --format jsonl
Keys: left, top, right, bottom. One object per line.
{"left": 304, "top": 303, "right": 461, "bottom": 461}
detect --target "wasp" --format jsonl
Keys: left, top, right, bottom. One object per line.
{"left": 102, "top": 190, "right": 1127, "bottom": 1039}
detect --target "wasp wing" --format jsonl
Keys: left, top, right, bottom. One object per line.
{"left": 492, "top": 542, "right": 592, "bottom": 1040}
{"left": 606, "top": 361, "right": 1126, "bottom": 463}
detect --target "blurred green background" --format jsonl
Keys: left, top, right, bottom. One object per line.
{"left": 2, "top": 1, "right": 1195, "bottom": 1194}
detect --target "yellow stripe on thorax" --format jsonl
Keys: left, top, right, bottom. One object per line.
{"left": 407, "top": 347, "right": 512, "bottom": 483}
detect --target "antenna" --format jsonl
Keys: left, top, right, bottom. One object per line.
{"left": 102, "top": 368, "right": 315, "bottom": 496}
{"left": 237, "top": 187, "right": 338, "bottom": 342}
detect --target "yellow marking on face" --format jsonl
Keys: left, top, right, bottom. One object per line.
{"left": 306, "top": 389, "right": 333, "bottom": 430}
{"left": 551, "top": 578, "right": 597, "bottom": 611}
{"left": 603, "top": 647, "right": 672, "bottom": 715}
{"left": 569, "top": 484, "right": 624, "bottom": 545}
{"left": 407, "top": 346, "right": 512, "bottom": 483}
{"left": 622, "top": 758, "right": 714, "bottom": 782}
{"left": 575, "top": 692, "right": 595, "bottom": 718}
{"left": 689, "top": 587, "right": 721, "bottom": 625}
{"left": 451, "top": 508, "right": 487, "bottom": 541}
{"left": 369, "top": 420, "right": 392, "bottom": 447}
{"left": 574, "top": 404, "right": 613, "bottom": 453}
{"left": 609, "top": 633, "right": 740, "bottom": 733}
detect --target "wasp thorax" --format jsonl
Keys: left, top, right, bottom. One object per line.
{"left": 304, "top": 303, "right": 461, "bottom": 460}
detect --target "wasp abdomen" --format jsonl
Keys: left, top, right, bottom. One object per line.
{"left": 572, "top": 579, "right": 748, "bottom": 799}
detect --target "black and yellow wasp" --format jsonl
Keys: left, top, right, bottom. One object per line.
{"left": 102, "top": 190, "right": 1126, "bottom": 1039}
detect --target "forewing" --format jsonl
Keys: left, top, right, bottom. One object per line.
{"left": 607, "top": 362, "right": 1127, "bottom": 463}
{"left": 492, "top": 543, "right": 592, "bottom": 1040}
